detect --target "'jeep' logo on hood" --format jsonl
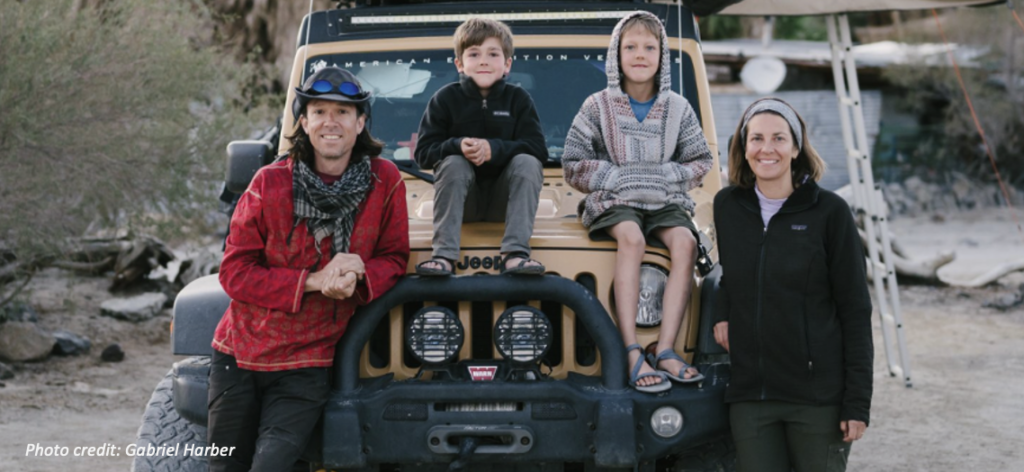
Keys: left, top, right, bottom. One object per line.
{"left": 468, "top": 366, "right": 498, "bottom": 381}
{"left": 456, "top": 255, "right": 504, "bottom": 271}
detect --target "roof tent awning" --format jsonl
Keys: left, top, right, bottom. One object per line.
{"left": 672, "top": 0, "right": 1002, "bottom": 16}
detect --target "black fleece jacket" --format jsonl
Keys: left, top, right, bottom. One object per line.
{"left": 713, "top": 181, "right": 873, "bottom": 425}
{"left": 414, "top": 75, "right": 548, "bottom": 180}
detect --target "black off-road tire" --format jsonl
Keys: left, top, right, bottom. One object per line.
{"left": 131, "top": 359, "right": 209, "bottom": 472}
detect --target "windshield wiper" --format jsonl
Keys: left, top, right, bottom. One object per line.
{"left": 392, "top": 159, "right": 435, "bottom": 184}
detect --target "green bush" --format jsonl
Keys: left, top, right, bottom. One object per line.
{"left": 0, "top": 0, "right": 276, "bottom": 265}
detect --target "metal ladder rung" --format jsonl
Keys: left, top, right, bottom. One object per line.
{"left": 828, "top": 13, "right": 911, "bottom": 388}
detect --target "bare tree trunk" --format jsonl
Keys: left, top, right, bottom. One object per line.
{"left": 938, "top": 259, "right": 1024, "bottom": 288}
{"left": 204, "top": 0, "right": 334, "bottom": 90}
{"left": 891, "top": 11, "right": 904, "bottom": 41}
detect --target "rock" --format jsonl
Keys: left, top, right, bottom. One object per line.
{"left": 951, "top": 172, "right": 973, "bottom": 204}
{"left": 0, "top": 361, "right": 14, "bottom": 380}
{"left": 882, "top": 173, "right": 1024, "bottom": 217}
{"left": 0, "top": 300, "right": 39, "bottom": 324}
{"left": 958, "top": 238, "right": 979, "bottom": 247}
{"left": 71, "top": 381, "right": 123, "bottom": 397}
{"left": 99, "top": 292, "right": 167, "bottom": 322}
{"left": 982, "top": 285, "right": 1024, "bottom": 311}
{"left": 982, "top": 293, "right": 1023, "bottom": 311}
{"left": 51, "top": 330, "right": 91, "bottom": 356}
{"left": 0, "top": 322, "right": 55, "bottom": 362}
{"left": 101, "top": 343, "right": 125, "bottom": 362}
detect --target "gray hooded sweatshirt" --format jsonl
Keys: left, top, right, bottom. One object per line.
{"left": 562, "top": 10, "right": 713, "bottom": 228}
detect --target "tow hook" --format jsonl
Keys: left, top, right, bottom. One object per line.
{"left": 447, "top": 436, "right": 480, "bottom": 471}
{"left": 428, "top": 425, "right": 534, "bottom": 458}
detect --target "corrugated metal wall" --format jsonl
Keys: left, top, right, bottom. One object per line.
{"left": 711, "top": 90, "right": 882, "bottom": 191}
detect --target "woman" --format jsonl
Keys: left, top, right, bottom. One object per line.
{"left": 712, "top": 98, "right": 873, "bottom": 472}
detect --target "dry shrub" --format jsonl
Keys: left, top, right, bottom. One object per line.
{"left": 882, "top": 7, "right": 1024, "bottom": 187}
{"left": 0, "top": 0, "right": 276, "bottom": 267}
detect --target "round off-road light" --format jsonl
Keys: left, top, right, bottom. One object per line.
{"left": 494, "top": 306, "right": 552, "bottom": 364}
{"left": 406, "top": 306, "right": 464, "bottom": 365}
{"left": 636, "top": 264, "right": 668, "bottom": 327}
{"left": 650, "top": 406, "right": 684, "bottom": 438}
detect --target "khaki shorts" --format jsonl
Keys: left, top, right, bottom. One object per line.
{"left": 588, "top": 204, "right": 697, "bottom": 249}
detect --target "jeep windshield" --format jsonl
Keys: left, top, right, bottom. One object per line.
{"left": 304, "top": 48, "right": 690, "bottom": 167}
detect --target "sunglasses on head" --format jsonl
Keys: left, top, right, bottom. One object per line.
{"left": 308, "top": 80, "right": 363, "bottom": 97}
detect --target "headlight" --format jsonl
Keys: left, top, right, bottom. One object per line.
{"left": 494, "top": 306, "right": 552, "bottom": 364}
{"left": 650, "top": 406, "right": 684, "bottom": 438}
{"left": 636, "top": 264, "right": 668, "bottom": 327}
{"left": 406, "top": 306, "right": 464, "bottom": 365}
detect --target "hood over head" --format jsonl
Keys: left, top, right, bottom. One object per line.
{"left": 605, "top": 11, "right": 673, "bottom": 95}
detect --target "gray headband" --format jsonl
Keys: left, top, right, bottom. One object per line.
{"left": 740, "top": 99, "right": 803, "bottom": 151}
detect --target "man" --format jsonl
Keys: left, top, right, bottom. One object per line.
{"left": 208, "top": 67, "right": 409, "bottom": 471}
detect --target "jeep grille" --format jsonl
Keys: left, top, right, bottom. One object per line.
{"left": 359, "top": 275, "right": 600, "bottom": 380}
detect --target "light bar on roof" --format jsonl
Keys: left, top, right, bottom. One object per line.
{"left": 350, "top": 11, "right": 635, "bottom": 25}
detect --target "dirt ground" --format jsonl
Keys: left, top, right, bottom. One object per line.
{"left": 0, "top": 209, "right": 1022, "bottom": 472}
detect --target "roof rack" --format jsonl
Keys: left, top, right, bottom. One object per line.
{"left": 345, "top": 0, "right": 645, "bottom": 7}
{"left": 300, "top": 1, "right": 692, "bottom": 46}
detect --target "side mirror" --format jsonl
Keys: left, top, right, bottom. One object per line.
{"left": 225, "top": 140, "right": 273, "bottom": 194}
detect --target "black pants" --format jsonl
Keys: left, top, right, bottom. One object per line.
{"left": 730, "top": 401, "right": 852, "bottom": 472}
{"left": 207, "top": 351, "right": 329, "bottom": 472}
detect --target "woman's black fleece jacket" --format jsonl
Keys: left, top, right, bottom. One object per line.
{"left": 414, "top": 75, "right": 548, "bottom": 180}
{"left": 713, "top": 181, "right": 873, "bottom": 425}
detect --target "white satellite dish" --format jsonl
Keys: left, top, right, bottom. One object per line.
{"left": 740, "top": 56, "right": 787, "bottom": 95}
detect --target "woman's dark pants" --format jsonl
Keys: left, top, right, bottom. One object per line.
{"left": 731, "top": 401, "right": 852, "bottom": 472}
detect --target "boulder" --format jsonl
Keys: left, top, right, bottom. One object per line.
{"left": 99, "top": 293, "right": 167, "bottom": 322}
{"left": 0, "top": 361, "right": 14, "bottom": 380}
{"left": 0, "top": 322, "right": 55, "bottom": 362}
{"left": 0, "top": 300, "right": 39, "bottom": 324}
{"left": 982, "top": 284, "right": 1024, "bottom": 311}
{"left": 101, "top": 343, "right": 125, "bottom": 362}
{"left": 52, "top": 330, "right": 92, "bottom": 356}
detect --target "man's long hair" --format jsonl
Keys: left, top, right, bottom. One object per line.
{"left": 286, "top": 108, "right": 384, "bottom": 168}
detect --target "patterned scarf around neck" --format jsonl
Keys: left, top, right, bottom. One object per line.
{"left": 292, "top": 158, "right": 373, "bottom": 256}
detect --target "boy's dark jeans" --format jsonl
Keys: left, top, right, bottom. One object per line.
{"left": 431, "top": 153, "right": 543, "bottom": 262}
{"left": 207, "top": 351, "right": 328, "bottom": 472}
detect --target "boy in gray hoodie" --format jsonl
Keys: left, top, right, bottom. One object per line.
{"left": 562, "top": 11, "right": 713, "bottom": 393}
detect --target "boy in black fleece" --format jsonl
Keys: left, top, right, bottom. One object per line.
{"left": 414, "top": 17, "right": 548, "bottom": 276}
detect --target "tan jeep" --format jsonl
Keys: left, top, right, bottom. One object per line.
{"left": 134, "top": 2, "right": 733, "bottom": 471}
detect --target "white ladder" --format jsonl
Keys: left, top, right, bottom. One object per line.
{"left": 826, "top": 14, "right": 913, "bottom": 388}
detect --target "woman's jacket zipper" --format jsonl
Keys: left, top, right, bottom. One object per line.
{"left": 757, "top": 224, "right": 768, "bottom": 400}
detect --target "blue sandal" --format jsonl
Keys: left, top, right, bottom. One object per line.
{"left": 649, "top": 349, "right": 704, "bottom": 383}
{"left": 627, "top": 344, "right": 671, "bottom": 393}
